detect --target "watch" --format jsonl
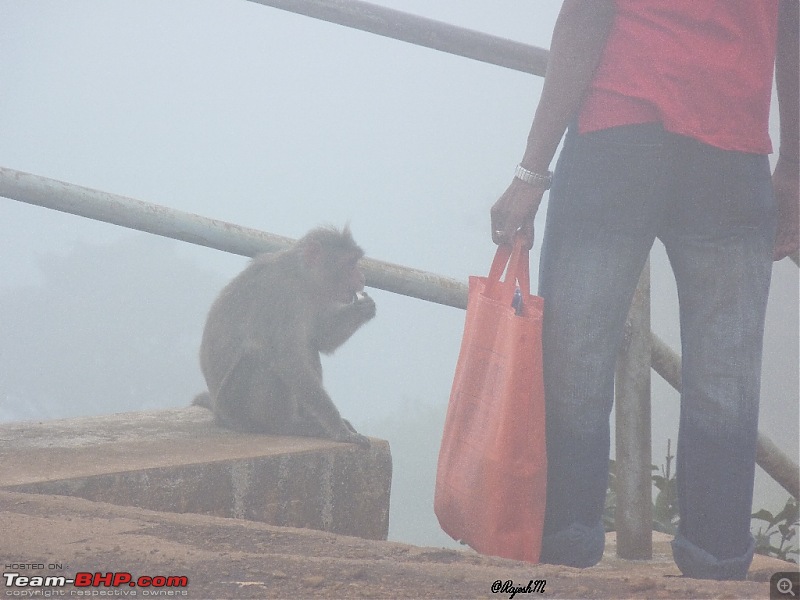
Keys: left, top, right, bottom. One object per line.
{"left": 514, "top": 164, "right": 553, "bottom": 190}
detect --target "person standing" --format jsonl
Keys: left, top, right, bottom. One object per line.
{"left": 490, "top": 0, "right": 799, "bottom": 580}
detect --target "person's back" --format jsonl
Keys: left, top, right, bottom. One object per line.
{"left": 580, "top": 1, "right": 777, "bottom": 153}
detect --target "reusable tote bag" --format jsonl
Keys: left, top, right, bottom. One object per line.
{"left": 434, "top": 237, "right": 547, "bottom": 563}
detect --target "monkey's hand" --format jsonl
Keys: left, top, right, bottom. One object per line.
{"left": 353, "top": 291, "right": 376, "bottom": 321}
{"left": 316, "top": 292, "right": 376, "bottom": 354}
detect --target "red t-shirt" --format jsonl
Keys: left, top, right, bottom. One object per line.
{"left": 579, "top": 0, "right": 779, "bottom": 154}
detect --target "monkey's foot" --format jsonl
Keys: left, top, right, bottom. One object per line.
{"left": 337, "top": 430, "right": 371, "bottom": 448}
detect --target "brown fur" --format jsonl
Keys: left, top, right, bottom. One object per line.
{"left": 193, "top": 226, "right": 375, "bottom": 447}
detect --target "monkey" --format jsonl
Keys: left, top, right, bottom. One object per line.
{"left": 193, "top": 225, "right": 375, "bottom": 447}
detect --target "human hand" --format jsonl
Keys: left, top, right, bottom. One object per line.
{"left": 772, "top": 155, "right": 799, "bottom": 261}
{"left": 490, "top": 178, "right": 547, "bottom": 248}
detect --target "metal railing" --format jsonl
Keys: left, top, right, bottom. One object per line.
{"left": 2, "top": 0, "right": 797, "bottom": 560}
{"left": 248, "top": 0, "right": 549, "bottom": 76}
{"left": 0, "top": 167, "right": 466, "bottom": 308}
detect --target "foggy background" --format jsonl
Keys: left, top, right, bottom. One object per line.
{"left": 1, "top": 0, "right": 797, "bottom": 549}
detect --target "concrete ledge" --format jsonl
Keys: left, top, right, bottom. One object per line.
{"left": 0, "top": 407, "right": 391, "bottom": 540}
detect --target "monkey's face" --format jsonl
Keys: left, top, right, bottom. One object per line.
{"left": 312, "top": 251, "right": 366, "bottom": 304}
{"left": 301, "top": 234, "right": 367, "bottom": 304}
{"left": 334, "top": 253, "right": 366, "bottom": 304}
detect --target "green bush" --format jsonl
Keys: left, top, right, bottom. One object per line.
{"left": 752, "top": 498, "right": 799, "bottom": 564}
{"left": 605, "top": 440, "right": 798, "bottom": 564}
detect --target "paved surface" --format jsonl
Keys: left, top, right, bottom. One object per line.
{"left": 1, "top": 490, "right": 794, "bottom": 599}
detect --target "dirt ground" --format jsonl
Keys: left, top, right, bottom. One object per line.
{"left": 1, "top": 490, "right": 796, "bottom": 599}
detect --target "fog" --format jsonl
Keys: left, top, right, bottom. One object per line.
{"left": 0, "top": 1, "right": 797, "bottom": 549}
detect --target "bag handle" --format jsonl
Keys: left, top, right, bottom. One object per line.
{"left": 485, "top": 234, "right": 531, "bottom": 303}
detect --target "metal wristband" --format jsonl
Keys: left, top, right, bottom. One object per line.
{"left": 514, "top": 164, "right": 553, "bottom": 190}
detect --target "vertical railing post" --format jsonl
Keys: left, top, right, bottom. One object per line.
{"left": 614, "top": 258, "right": 653, "bottom": 559}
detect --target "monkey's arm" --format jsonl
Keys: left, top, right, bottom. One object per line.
{"left": 294, "top": 390, "right": 370, "bottom": 448}
{"left": 288, "top": 362, "right": 370, "bottom": 447}
{"left": 314, "top": 292, "right": 376, "bottom": 355}
{"left": 269, "top": 325, "right": 370, "bottom": 447}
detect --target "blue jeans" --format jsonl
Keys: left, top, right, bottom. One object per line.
{"left": 537, "top": 123, "right": 776, "bottom": 579}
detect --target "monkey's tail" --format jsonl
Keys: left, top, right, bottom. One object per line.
{"left": 192, "top": 391, "right": 212, "bottom": 409}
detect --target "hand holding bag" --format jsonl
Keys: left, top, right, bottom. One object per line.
{"left": 434, "top": 237, "right": 547, "bottom": 563}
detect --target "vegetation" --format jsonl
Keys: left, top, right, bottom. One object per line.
{"left": 752, "top": 497, "right": 799, "bottom": 564}
{"left": 605, "top": 440, "right": 798, "bottom": 564}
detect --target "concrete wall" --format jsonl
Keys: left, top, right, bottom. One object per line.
{"left": 0, "top": 407, "right": 391, "bottom": 540}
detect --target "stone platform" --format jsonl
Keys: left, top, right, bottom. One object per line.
{"left": 0, "top": 407, "right": 391, "bottom": 540}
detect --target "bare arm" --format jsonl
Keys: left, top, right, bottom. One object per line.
{"left": 773, "top": 0, "right": 799, "bottom": 262}
{"left": 491, "top": 0, "right": 615, "bottom": 247}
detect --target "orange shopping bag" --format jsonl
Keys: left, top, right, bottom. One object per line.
{"left": 434, "top": 237, "right": 547, "bottom": 563}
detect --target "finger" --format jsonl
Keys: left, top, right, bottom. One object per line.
{"left": 492, "top": 226, "right": 502, "bottom": 245}
{"left": 491, "top": 184, "right": 516, "bottom": 245}
{"left": 490, "top": 214, "right": 499, "bottom": 244}
{"left": 491, "top": 220, "right": 508, "bottom": 246}
{"left": 491, "top": 210, "right": 506, "bottom": 245}
{"left": 494, "top": 214, "right": 521, "bottom": 246}
{"left": 496, "top": 230, "right": 514, "bottom": 246}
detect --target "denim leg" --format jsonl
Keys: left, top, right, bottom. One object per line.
{"left": 538, "top": 124, "right": 667, "bottom": 567}
{"left": 660, "top": 138, "right": 776, "bottom": 580}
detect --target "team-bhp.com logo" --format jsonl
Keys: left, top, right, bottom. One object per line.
{"left": 4, "top": 571, "right": 188, "bottom": 593}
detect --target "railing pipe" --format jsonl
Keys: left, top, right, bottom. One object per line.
{"left": 615, "top": 260, "right": 653, "bottom": 559}
{"left": 247, "top": 0, "right": 548, "bottom": 76}
{"left": 0, "top": 167, "right": 467, "bottom": 310}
